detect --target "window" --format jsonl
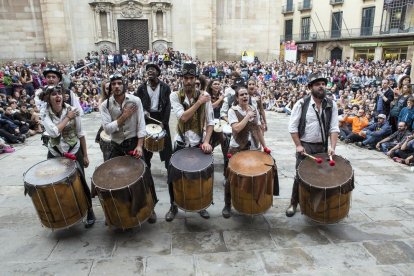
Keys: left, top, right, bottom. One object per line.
{"left": 354, "top": 48, "right": 375, "bottom": 61}
{"left": 361, "top": 7, "right": 375, "bottom": 36}
{"left": 301, "top": 17, "right": 311, "bottom": 40}
{"left": 287, "top": 0, "right": 293, "bottom": 11}
{"left": 381, "top": 0, "right": 414, "bottom": 33}
{"left": 331, "top": 11, "right": 342, "bottom": 38}
{"left": 383, "top": 47, "right": 408, "bottom": 60}
{"left": 303, "top": 0, "right": 311, "bottom": 9}
{"left": 99, "top": 12, "right": 108, "bottom": 38}
{"left": 285, "top": 19, "right": 293, "bottom": 41}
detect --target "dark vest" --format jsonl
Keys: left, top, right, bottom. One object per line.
{"left": 298, "top": 95, "right": 333, "bottom": 150}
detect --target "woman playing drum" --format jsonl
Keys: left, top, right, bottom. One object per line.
{"left": 222, "top": 86, "right": 276, "bottom": 218}
{"left": 41, "top": 84, "right": 96, "bottom": 227}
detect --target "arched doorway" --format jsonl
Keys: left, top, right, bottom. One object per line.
{"left": 330, "top": 47, "right": 342, "bottom": 61}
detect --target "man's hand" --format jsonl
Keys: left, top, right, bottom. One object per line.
{"left": 328, "top": 147, "right": 335, "bottom": 156}
{"left": 197, "top": 93, "right": 211, "bottom": 105}
{"left": 122, "top": 104, "right": 137, "bottom": 119}
{"left": 296, "top": 145, "right": 305, "bottom": 154}
{"left": 83, "top": 155, "right": 90, "bottom": 168}
{"left": 201, "top": 142, "right": 212, "bottom": 154}
{"left": 376, "top": 143, "right": 381, "bottom": 150}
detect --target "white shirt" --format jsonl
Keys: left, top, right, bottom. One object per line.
{"left": 228, "top": 105, "right": 261, "bottom": 149}
{"left": 147, "top": 82, "right": 160, "bottom": 112}
{"left": 288, "top": 96, "right": 339, "bottom": 143}
{"left": 100, "top": 94, "right": 146, "bottom": 144}
{"left": 170, "top": 91, "right": 214, "bottom": 147}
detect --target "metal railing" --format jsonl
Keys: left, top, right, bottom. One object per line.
{"left": 282, "top": 4, "right": 295, "bottom": 14}
{"left": 298, "top": 0, "right": 312, "bottom": 11}
{"left": 280, "top": 25, "right": 414, "bottom": 42}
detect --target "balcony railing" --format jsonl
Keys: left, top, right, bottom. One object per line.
{"left": 280, "top": 25, "right": 414, "bottom": 42}
{"left": 330, "top": 0, "right": 344, "bottom": 5}
{"left": 298, "top": 1, "right": 312, "bottom": 11}
{"left": 282, "top": 5, "right": 295, "bottom": 14}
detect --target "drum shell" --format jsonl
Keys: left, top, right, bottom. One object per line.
{"left": 169, "top": 148, "right": 214, "bottom": 212}
{"left": 99, "top": 138, "right": 112, "bottom": 162}
{"left": 24, "top": 160, "right": 89, "bottom": 229}
{"left": 228, "top": 151, "right": 275, "bottom": 215}
{"left": 92, "top": 157, "right": 154, "bottom": 229}
{"left": 173, "top": 176, "right": 213, "bottom": 211}
{"left": 144, "top": 136, "right": 165, "bottom": 152}
{"left": 298, "top": 154, "right": 354, "bottom": 224}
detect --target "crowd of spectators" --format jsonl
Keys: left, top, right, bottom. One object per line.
{"left": 0, "top": 47, "right": 413, "bottom": 165}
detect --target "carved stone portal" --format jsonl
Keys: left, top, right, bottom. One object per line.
{"left": 121, "top": 1, "right": 143, "bottom": 18}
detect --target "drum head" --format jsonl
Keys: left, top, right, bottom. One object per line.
{"left": 214, "top": 119, "right": 228, "bottom": 132}
{"left": 229, "top": 151, "right": 274, "bottom": 176}
{"left": 92, "top": 156, "right": 145, "bottom": 190}
{"left": 24, "top": 158, "right": 76, "bottom": 185}
{"left": 298, "top": 154, "right": 352, "bottom": 189}
{"left": 146, "top": 124, "right": 162, "bottom": 135}
{"left": 100, "top": 130, "right": 111, "bottom": 142}
{"left": 170, "top": 147, "right": 213, "bottom": 172}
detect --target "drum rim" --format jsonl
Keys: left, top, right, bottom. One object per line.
{"left": 228, "top": 150, "right": 275, "bottom": 177}
{"left": 297, "top": 154, "right": 354, "bottom": 190}
{"left": 170, "top": 147, "right": 214, "bottom": 173}
{"left": 92, "top": 156, "right": 147, "bottom": 191}
{"left": 23, "top": 157, "right": 77, "bottom": 186}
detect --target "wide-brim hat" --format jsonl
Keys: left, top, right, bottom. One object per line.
{"left": 42, "top": 66, "right": 62, "bottom": 81}
{"left": 145, "top": 63, "right": 161, "bottom": 76}
{"left": 307, "top": 73, "right": 328, "bottom": 88}
{"left": 181, "top": 63, "right": 198, "bottom": 77}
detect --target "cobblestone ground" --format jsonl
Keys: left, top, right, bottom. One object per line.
{"left": 1, "top": 111, "right": 413, "bottom": 275}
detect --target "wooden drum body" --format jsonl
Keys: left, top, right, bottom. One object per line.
{"left": 170, "top": 148, "right": 214, "bottom": 212}
{"left": 298, "top": 154, "right": 354, "bottom": 224}
{"left": 92, "top": 156, "right": 155, "bottom": 229}
{"left": 99, "top": 130, "right": 112, "bottom": 161}
{"left": 23, "top": 158, "right": 89, "bottom": 229}
{"left": 228, "top": 151, "right": 276, "bottom": 215}
{"left": 144, "top": 124, "right": 166, "bottom": 152}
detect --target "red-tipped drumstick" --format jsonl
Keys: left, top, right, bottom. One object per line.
{"left": 226, "top": 153, "right": 232, "bottom": 159}
{"left": 128, "top": 150, "right": 137, "bottom": 156}
{"left": 303, "top": 152, "right": 323, "bottom": 164}
{"left": 329, "top": 155, "right": 336, "bottom": 166}
{"left": 264, "top": 147, "right": 271, "bottom": 154}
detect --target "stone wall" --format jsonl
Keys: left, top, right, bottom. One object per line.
{"left": 0, "top": 0, "right": 47, "bottom": 61}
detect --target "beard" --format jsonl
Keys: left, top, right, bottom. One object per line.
{"left": 311, "top": 88, "right": 326, "bottom": 100}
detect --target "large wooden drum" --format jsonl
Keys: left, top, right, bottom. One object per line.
{"left": 23, "top": 158, "right": 89, "bottom": 230}
{"left": 92, "top": 156, "right": 155, "bottom": 229}
{"left": 227, "top": 151, "right": 276, "bottom": 215}
{"left": 298, "top": 154, "right": 354, "bottom": 224}
{"left": 170, "top": 147, "right": 214, "bottom": 212}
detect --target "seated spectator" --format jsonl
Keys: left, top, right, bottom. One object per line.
{"left": 339, "top": 108, "right": 369, "bottom": 143}
{"left": 0, "top": 137, "right": 15, "bottom": 153}
{"left": 2, "top": 105, "right": 31, "bottom": 136}
{"left": 0, "top": 109, "right": 26, "bottom": 144}
{"left": 356, "top": 113, "right": 392, "bottom": 150}
{"left": 13, "top": 104, "right": 42, "bottom": 134}
{"left": 376, "top": 121, "right": 410, "bottom": 153}
{"left": 398, "top": 97, "right": 414, "bottom": 131}
{"left": 392, "top": 133, "right": 414, "bottom": 165}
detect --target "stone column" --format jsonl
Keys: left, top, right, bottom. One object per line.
{"left": 152, "top": 9, "right": 157, "bottom": 38}
{"left": 162, "top": 10, "right": 167, "bottom": 38}
{"left": 39, "top": 0, "right": 72, "bottom": 61}
{"left": 107, "top": 10, "right": 112, "bottom": 39}
{"left": 374, "top": 46, "right": 382, "bottom": 61}
{"left": 166, "top": 10, "right": 171, "bottom": 41}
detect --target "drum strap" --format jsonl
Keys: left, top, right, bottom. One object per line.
{"left": 312, "top": 104, "right": 328, "bottom": 150}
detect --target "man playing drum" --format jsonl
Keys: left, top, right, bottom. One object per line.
{"left": 100, "top": 73, "right": 158, "bottom": 224}
{"left": 166, "top": 63, "right": 214, "bottom": 222}
{"left": 286, "top": 73, "right": 339, "bottom": 217}
{"left": 134, "top": 63, "right": 173, "bottom": 170}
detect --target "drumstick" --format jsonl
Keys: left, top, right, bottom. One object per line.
{"left": 328, "top": 154, "right": 336, "bottom": 166}
{"left": 147, "top": 116, "right": 162, "bottom": 125}
{"left": 303, "top": 152, "right": 323, "bottom": 164}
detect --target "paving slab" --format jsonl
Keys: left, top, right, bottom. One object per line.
{"left": 363, "top": 240, "right": 414, "bottom": 265}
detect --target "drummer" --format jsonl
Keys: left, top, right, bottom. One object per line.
{"left": 206, "top": 79, "right": 228, "bottom": 165}
{"left": 134, "top": 63, "right": 173, "bottom": 170}
{"left": 222, "top": 85, "right": 272, "bottom": 218}
{"left": 247, "top": 79, "right": 267, "bottom": 132}
{"left": 41, "top": 84, "right": 96, "bottom": 228}
{"left": 166, "top": 63, "right": 214, "bottom": 222}
{"left": 100, "top": 73, "right": 158, "bottom": 224}
{"left": 286, "top": 73, "right": 339, "bottom": 217}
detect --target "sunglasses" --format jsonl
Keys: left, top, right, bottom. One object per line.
{"left": 182, "top": 68, "right": 197, "bottom": 75}
{"left": 109, "top": 73, "right": 123, "bottom": 82}
{"left": 46, "top": 84, "right": 63, "bottom": 94}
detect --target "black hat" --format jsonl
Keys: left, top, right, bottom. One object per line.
{"left": 307, "top": 73, "right": 328, "bottom": 88}
{"left": 181, "top": 63, "right": 198, "bottom": 77}
{"left": 146, "top": 63, "right": 161, "bottom": 76}
{"left": 43, "top": 66, "right": 62, "bottom": 81}
{"left": 234, "top": 77, "right": 246, "bottom": 88}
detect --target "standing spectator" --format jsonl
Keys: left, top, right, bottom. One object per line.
{"left": 376, "top": 79, "right": 394, "bottom": 117}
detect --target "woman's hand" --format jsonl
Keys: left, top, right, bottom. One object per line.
{"left": 83, "top": 155, "right": 89, "bottom": 168}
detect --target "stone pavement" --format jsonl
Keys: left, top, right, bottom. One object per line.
{"left": 1, "top": 111, "right": 413, "bottom": 275}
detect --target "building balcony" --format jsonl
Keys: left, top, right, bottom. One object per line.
{"left": 298, "top": 1, "right": 312, "bottom": 12}
{"left": 280, "top": 25, "right": 414, "bottom": 43}
{"left": 330, "top": 0, "right": 344, "bottom": 6}
{"left": 282, "top": 5, "right": 295, "bottom": 14}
